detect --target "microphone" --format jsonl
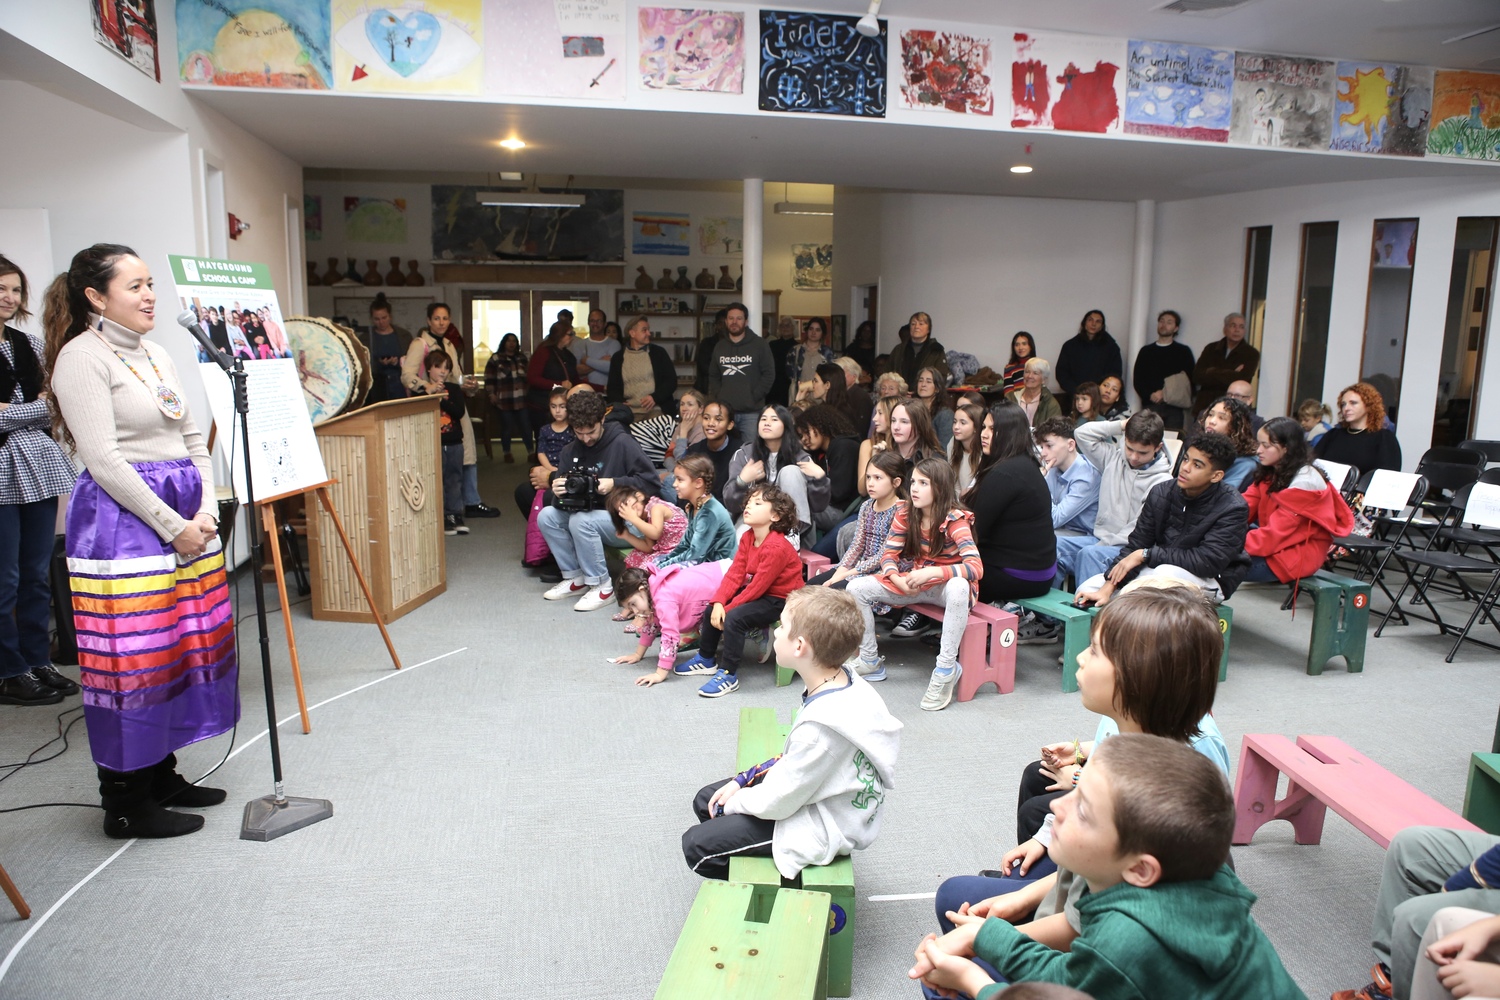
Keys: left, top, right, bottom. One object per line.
{"left": 178, "top": 309, "right": 233, "bottom": 371}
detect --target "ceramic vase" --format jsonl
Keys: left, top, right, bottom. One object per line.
{"left": 405, "top": 260, "right": 425, "bottom": 286}
{"left": 362, "top": 260, "right": 383, "bottom": 286}
{"left": 656, "top": 268, "right": 674, "bottom": 291}
{"left": 673, "top": 266, "right": 692, "bottom": 291}
{"left": 694, "top": 267, "right": 714, "bottom": 289}
{"left": 385, "top": 257, "right": 406, "bottom": 286}
{"left": 716, "top": 265, "right": 734, "bottom": 290}
{"left": 322, "top": 257, "right": 342, "bottom": 285}
{"left": 634, "top": 265, "right": 653, "bottom": 291}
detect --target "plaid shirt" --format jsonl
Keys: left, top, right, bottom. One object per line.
{"left": 0, "top": 330, "right": 76, "bottom": 505}
{"left": 485, "top": 351, "right": 528, "bottom": 411}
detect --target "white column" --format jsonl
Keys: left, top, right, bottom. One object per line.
{"left": 1127, "top": 198, "right": 1156, "bottom": 408}
{"left": 743, "top": 178, "right": 764, "bottom": 332}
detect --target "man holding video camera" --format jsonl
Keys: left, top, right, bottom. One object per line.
{"left": 537, "top": 390, "right": 660, "bottom": 611}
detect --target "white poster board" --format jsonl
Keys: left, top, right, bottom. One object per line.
{"left": 169, "top": 255, "right": 328, "bottom": 503}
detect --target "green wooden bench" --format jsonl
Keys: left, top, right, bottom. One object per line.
{"left": 655, "top": 880, "right": 831, "bottom": 1000}
{"left": 1014, "top": 589, "right": 1232, "bottom": 691}
{"left": 1464, "top": 753, "right": 1500, "bottom": 835}
{"left": 1288, "top": 571, "right": 1371, "bottom": 674}
{"left": 728, "top": 708, "right": 857, "bottom": 997}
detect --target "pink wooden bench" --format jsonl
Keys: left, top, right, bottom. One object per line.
{"left": 799, "top": 550, "right": 832, "bottom": 579}
{"left": 1233, "top": 734, "right": 1480, "bottom": 850}
{"left": 909, "top": 602, "right": 1018, "bottom": 701}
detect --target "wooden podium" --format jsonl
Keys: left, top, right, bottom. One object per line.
{"left": 308, "top": 396, "right": 445, "bottom": 623}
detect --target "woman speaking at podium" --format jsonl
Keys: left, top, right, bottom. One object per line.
{"left": 45, "top": 244, "right": 238, "bottom": 840}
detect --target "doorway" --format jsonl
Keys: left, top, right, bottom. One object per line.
{"left": 1433, "top": 218, "right": 1498, "bottom": 447}
{"left": 462, "top": 289, "right": 599, "bottom": 376}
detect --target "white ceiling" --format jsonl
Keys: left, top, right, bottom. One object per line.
{"left": 188, "top": 0, "right": 1500, "bottom": 203}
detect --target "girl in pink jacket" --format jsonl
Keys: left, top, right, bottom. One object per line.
{"left": 608, "top": 559, "right": 731, "bottom": 686}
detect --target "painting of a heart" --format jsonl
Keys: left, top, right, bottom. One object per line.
{"left": 365, "top": 8, "right": 441, "bottom": 77}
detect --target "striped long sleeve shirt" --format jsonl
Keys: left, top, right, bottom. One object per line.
{"left": 877, "top": 507, "right": 983, "bottom": 606}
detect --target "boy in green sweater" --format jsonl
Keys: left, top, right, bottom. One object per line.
{"left": 909, "top": 734, "right": 1305, "bottom": 1000}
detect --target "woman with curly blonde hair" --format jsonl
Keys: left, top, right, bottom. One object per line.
{"left": 1314, "top": 381, "right": 1402, "bottom": 473}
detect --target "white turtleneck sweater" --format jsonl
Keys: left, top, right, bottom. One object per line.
{"left": 51, "top": 315, "right": 215, "bottom": 542}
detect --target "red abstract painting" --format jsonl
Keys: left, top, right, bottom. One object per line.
{"left": 1052, "top": 61, "right": 1120, "bottom": 132}
{"left": 1011, "top": 32, "right": 1124, "bottom": 133}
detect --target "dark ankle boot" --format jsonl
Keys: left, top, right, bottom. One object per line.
{"left": 99, "top": 766, "right": 205, "bottom": 839}
{"left": 150, "top": 753, "right": 227, "bottom": 808}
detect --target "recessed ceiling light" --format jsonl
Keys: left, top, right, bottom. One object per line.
{"left": 1010, "top": 165, "right": 1033, "bottom": 174}
{"left": 499, "top": 138, "right": 526, "bottom": 150}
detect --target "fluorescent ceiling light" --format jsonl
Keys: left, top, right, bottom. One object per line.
{"left": 499, "top": 171, "right": 523, "bottom": 180}
{"left": 856, "top": 0, "right": 881, "bottom": 37}
{"left": 499, "top": 138, "right": 526, "bottom": 150}
{"left": 774, "top": 202, "right": 833, "bottom": 216}
{"left": 477, "top": 191, "right": 586, "bottom": 208}
{"left": 1009, "top": 165, "right": 1033, "bottom": 174}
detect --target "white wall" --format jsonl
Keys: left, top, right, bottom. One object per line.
{"left": 842, "top": 191, "right": 1138, "bottom": 367}
{"left": 1153, "top": 175, "right": 1500, "bottom": 466}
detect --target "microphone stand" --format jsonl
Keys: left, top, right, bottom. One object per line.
{"left": 186, "top": 324, "right": 332, "bottom": 841}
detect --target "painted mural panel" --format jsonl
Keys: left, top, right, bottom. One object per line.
{"left": 899, "top": 29, "right": 993, "bottom": 115}
{"left": 1427, "top": 71, "right": 1500, "bottom": 161}
{"left": 638, "top": 8, "right": 745, "bottom": 93}
{"left": 94, "top": 0, "right": 160, "bottom": 81}
{"left": 1328, "top": 61, "right": 1432, "bottom": 156}
{"left": 1011, "top": 32, "right": 1125, "bottom": 133}
{"left": 176, "top": 0, "right": 332, "bottom": 89}
{"left": 759, "top": 10, "right": 887, "bottom": 117}
{"left": 1229, "top": 53, "right": 1336, "bottom": 150}
{"left": 431, "top": 186, "right": 625, "bottom": 262}
{"left": 332, "top": 0, "right": 482, "bottom": 94}
{"left": 486, "top": 0, "right": 626, "bottom": 100}
{"left": 1124, "top": 40, "right": 1233, "bottom": 142}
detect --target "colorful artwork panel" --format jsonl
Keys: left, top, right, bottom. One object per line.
{"left": 1428, "top": 71, "right": 1500, "bottom": 161}
{"left": 345, "top": 198, "right": 407, "bottom": 243}
{"left": 176, "top": 0, "right": 332, "bottom": 89}
{"left": 632, "top": 212, "right": 692, "bottom": 255}
{"left": 486, "top": 0, "right": 625, "bottom": 100}
{"left": 1328, "top": 61, "right": 1432, "bottom": 156}
{"left": 698, "top": 217, "right": 742, "bottom": 256}
{"left": 1011, "top": 32, "right": 1125, "bottom": 133}
{"left": 759, "top": 10, "right": 886, "bottom": 117}
{"left": 792, "top": 243, "right": 832, "bottom": 290}
{"left": 899, "top": 29, "right": 993, "bottom": 115}
{"left": 1124, "top": 40, "right": 1232, "bottom": 141}
{"left": 93, "top": 0, "right": 160, "bottom": 80}
{"left": 638, "top": 8, "right": 745, "bottom": 93}
{"left": 332, "top": 1, "right": 482, "bottom": 94}
{"left": 431, "top": 186, "right": 625, "bottom": 262}
{"left": 1229, "top": 53, "right": 1336, "bottom": 150}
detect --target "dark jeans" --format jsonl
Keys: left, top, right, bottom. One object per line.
{"left": 0, "top": 498, "right": 58, "bottom": 680}
{"left": 812, "top": 511, "right": 858, "bottom": 559}
{"left": 493, "top": 407, "right": 534, "bottom": 454}
{"left": 682, "top": 778, "right": 775, "bottom": 879}
{"left": 441, "top": 443, "right": 464, "bottom": 517}
{"left": 1245, "top": 555, "right": 1281, "bottom": 583}
{"left": 806, "top": 568, "right": 849, "bottom": 589}
{"left": 1017, "top": 759, "right": 1066, "bottom": 844}
{"left": 933, "top": 861, "right": 1058, "bottom": 934}
{"left": 699, "top": 594, "right": 784, "bottom": 675}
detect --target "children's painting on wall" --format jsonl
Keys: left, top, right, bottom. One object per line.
{"left": 176, "top": 0, "right": 332, "bottom": 89}
{"left": 1229, "top": 53, "right": 1336, "bottom": 150}
{"left": 1427, "top": 70, "right": 1500, "bottom": 161}
{"left": 486, "top": 0, "right": 625, "bottom": 100}
{"left": 632, "top": 212, "right": 692, "bottom": 255}
{"left": 1124, "top": 40, "right": 1232, "bottom": 141}
{"left": 1372, "top": 219, "right": 1418, "bottom": 268}
{"left": 93, "top": 0, "right": 160, "bottom": 81}
{"left": 305, "top": 195, "right": 323, "bottom": 243}
{"left": 759, "top": 10, "right": 886, "bottom": 118}
{"left": 638, "top": 8, "right": 745, "bottom": 93}
{"left": 699, "top": 217, "right": 742, "bottom": 256}
{"left": 899, "top": 29, "right": 993, "bottom": 115}
{"left": 431, "top": 186, "right": 625, "bottom": 262}
{"left": 345, "top": 198, "right": 407, "bottom": 243}
{"left": 332, "top": 0, "right": 482, "bottom": 95}
{"left": 1329, "top": 62, "right": 1432, "bottom": 156}
{"left": 1011, "top": 32, "right": 1125, "bottom": 133}
{"left": 792, "top": 243, "right": 833, "bottom": 290}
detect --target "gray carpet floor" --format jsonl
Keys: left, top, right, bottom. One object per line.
{"left": 1, "top": 456, "right": 1497, "bottom": 999}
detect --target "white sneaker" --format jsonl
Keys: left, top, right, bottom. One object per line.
{"left": 845, "top": 655, "right": 886, "bottom": 682}
{"left": 920, "top": 666, "right": 961, "bottom": 712}
{"left": 574, "top": 585, "right": 615, "bottom": 612}
{"left": 544, "top": 578, "right": 587, "bottom": 601}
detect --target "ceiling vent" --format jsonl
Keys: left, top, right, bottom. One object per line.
{"left": 1153, "top": 0, "right": 1259, "bottom": 16}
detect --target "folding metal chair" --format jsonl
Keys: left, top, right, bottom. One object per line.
{"left": 1419, "top": 446, "right": 1488, "bottom": 472}
{"left": 1314, "top": 459, "right": 1359, "bottom": 502}
{"left": 1329, "top": 470, "right": 1430, "bottom": 625}
{"left": 1376, "top": 482, "right": 1500, "bottom": 661}
{"left": 1438, "top": 469, "right": 1500, "bottom": 562}
{"left": 1458, "top": 439, "right": 1500, "bottom": 469}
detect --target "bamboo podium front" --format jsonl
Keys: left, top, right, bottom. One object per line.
{"left": 309, "top": 396, "right": 446, "bottom": 623}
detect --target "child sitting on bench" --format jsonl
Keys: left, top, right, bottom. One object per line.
{"left": 809, "top": 449, "right": 907, "bottom": 590}
{"left": 674, "top": 483, "right": 804, "bottom": 699}
{"left": 680, "top": 587, "right": 902, "bottom": 879}
{"left": 607, "top": 561, "right": 731, "bottom": 686}
{"left": 656, "top": 455, "right": 737, "bottom": 569}
{"left": 910, "top": 734, "right": 1303, "bottom": 1000}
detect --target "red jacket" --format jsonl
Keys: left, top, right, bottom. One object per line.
{"left": 1243, "top": 469, "right": 1354, "bottom": 582}
{"left": 711, "top": 529, "right": 803, "bottom": 611}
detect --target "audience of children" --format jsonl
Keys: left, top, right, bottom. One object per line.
{"left": 674, "top": 483, "right": 804, "bottom": 698}
{"left": 808, "top": 449, "right": 908, "bottom": 589}
{"left": 1036, "top": 418, "right": 1101, "bottom": 540}
{"left": 1070, "top": 382, "right": 1104, "bottom": 426}
{"left": 421, "top": 350, "right": 469, "bottom": 537}
{"left": 1098, "top": 376, "right": 1130, "bottom": 420}
{"left": 683, "top": 400, "right": 743, "bottom": 504}
{"left": 680, "top": 586, "right": 902, "bottom": 879}
{"left": 916, "top": 366, "right": 955, "bottom": 446}
{"left": 607, "top": 560, "right": 731, "bottom": 685}
{"left": 656, "top": 455, "right": 738, "bottom": 569}
{"left": 793, "top": 403, "right": 862, "bottom": 533}
{"left": 1061, "top": 413, "right": 1174, "bottom": 590}
{"left": 845, "top": 458, "right": 983, "bottom": 712}
{"left": 1241, "top": 416, "right": 1355, "bottom": 584}
{"left": 1297, "top": 398, "right": 1335, "bottom": 447}
{"left": 723, "top": 404, "right": 831, "bottom": 537}
{"left": 950, "top": 401, "right": 987, "bottom": 494}
{"left": 966, "top": 407, "right": 1058, "bottom": 620}
{"left": 606, "top": 485, "right": 687, "bottom": 572}
{"left": 1188, "top": 395, "right": 1260, "bottom": 490}
{"left": 1076, "top": 433, "right": 1250, "bottom": 607}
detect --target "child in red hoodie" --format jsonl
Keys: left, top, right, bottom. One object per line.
{"left": 675, "top": 483, "right": 804, "bottom": 699}
{"left": 1242, "top": 417, "right": 1354, "bottom": 583}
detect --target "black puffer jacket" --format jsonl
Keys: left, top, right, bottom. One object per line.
{"left": 1107, "top": 478, "right": 1251, "bottom": 597}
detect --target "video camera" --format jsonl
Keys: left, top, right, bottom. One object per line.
{"left": 555, "top": 470, "right": 605, "bottom": 513}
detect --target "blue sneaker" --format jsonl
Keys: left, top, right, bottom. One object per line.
{"left": 697, "top": 669, "right": 740, "bottom": 698}
{"left": 674, "top": 654, "right": 717, "bottom": 676}
{"left": 845, "top": 655, "right": 886, "bottom": 682}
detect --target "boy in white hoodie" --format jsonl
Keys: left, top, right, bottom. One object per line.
{"left": 682, "top": 587, "right": 903, "bottom": 880}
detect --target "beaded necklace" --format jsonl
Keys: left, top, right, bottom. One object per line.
{"left": 95, "top": 326, "right": 184, "bottom": 420}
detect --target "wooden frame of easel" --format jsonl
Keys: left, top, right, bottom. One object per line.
{"left": 252, "top": 479, "right": 403, "bottom": 733}
{"left": 1, "top": 860, "right": 28, "bottom": 919}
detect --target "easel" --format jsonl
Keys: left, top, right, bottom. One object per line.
{"left": 0, "top": 861, "right": 28, "bottom": 919}
{"left": 255, "top": 480, "right": 403, "bottom": 733}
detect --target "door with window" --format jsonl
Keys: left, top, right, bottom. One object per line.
{"left": 1434, "top": 218, "right": 1498, "bottom": 446}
